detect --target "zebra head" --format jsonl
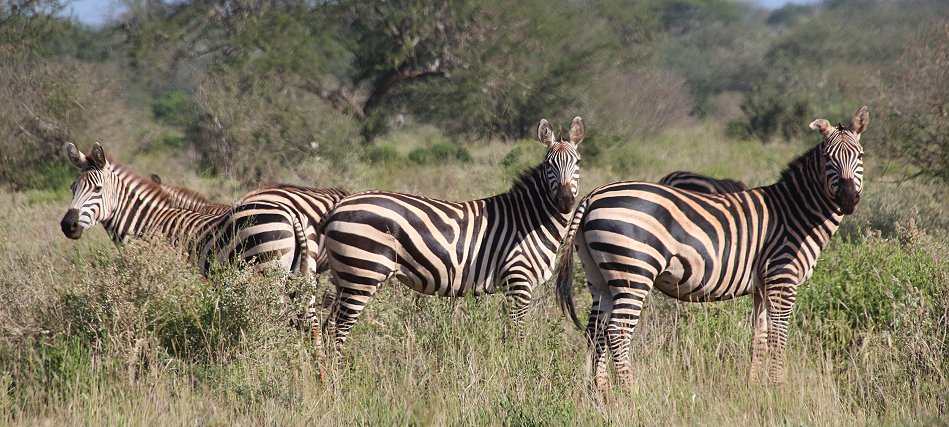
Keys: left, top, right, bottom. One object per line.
{"left": 809, "top": 106, "right": 869, "bottom": 215}
{"left": 538, "top": 116, "right": 583, "bottom": 214}
{"left": 61, "top": 143, "right": 118, "bottom": 239}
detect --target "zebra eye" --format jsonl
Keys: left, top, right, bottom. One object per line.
{"left": 857, "top": 153, "right": 864, "bottom": 160}
{"left": 94, "top": 185, "right": 103, "bottom": 192}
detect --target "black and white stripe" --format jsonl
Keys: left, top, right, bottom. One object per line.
{"left": 556, "top": 107, "right": 868, "bottom": 393}
{"left": 659, "top": 171, "right": 748, "bottom": 194}
{"left": 320, "top": 117, "right": 584, "bottom": 358}
{"left": 60, "top": 144, "right": 353, "bottom": 282}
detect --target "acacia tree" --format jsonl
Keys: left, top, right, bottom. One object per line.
{"left": 300, "top": 0, "right": 483, "bottom": 139}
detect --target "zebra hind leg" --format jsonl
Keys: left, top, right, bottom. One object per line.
{"left": 606, "top": 278, "right": 654, "bottom": 391}
{"left": 586, "top": 286, "right": 613, "bottom": 397}
{"left": 749, "top": 287, "right": 769, "bottom": 384}
{"left": 330, "top": 277, "right": 381, "bottom": 366}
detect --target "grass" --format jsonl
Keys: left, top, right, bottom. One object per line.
{"left": 1, "top": 117, "right": 947, "bottom": 424}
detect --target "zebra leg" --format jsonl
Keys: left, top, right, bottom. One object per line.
{"left": 765, "top": 282, "right": 797, "bottom": 384}
{"left": 330, "top": 276, "right": 382, "bottom": 364}
{"left": 502, "top": 278, "right": 533, "bottom": 339}
{"left": 586, "top": 284, "right": 613, "bottom": 395}
{"left": 606, "top": 278, "right": 654, "bottom": 390}
{"left": 749, "top": 287, "right": 769, "bottom": 384}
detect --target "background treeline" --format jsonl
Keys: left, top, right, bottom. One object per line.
{"left": 2, "top": 0, "right": 947, "bottom": 189}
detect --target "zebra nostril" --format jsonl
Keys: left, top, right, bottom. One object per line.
{"left": 60, "top": 209, "right": 83, "bottom": 239}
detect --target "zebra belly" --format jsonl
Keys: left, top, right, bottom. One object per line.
{"left": 652, "top": 248, "right": 756, "bottom": 302}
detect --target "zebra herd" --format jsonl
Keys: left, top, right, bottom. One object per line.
{"left": 60, "top": 107, "right": 868, "bottom": 395}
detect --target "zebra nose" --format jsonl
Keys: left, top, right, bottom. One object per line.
{"left": 60, "top": 209, "right": 83, "bottom": 239}
{"left": 556, "top": 184, "right": 575, "bottom": 214}
{"left": 836, "top": 179, "right": 860, "bottom": 215}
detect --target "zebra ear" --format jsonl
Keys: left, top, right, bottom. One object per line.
{"left": 851, "top": 106, "right": 869, "bottom": 135}
{"left": 537, "top": 119, "right": 555, "bottom": 147}
{"left": 65, "top": 143, "right": 88, "bottom": 169}
{"left": 808, "top": 119, "right": 833, "bottom": 137}
{"left": 568, "top": 116, "right": 584, "bottom": 145}
{"left": 150, "top": 174, "right": 163, "bottom": 185}
{"left": 89, "top": 142, "right": 108, "bottom": 170}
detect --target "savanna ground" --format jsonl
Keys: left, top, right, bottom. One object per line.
{"left": 1, "top": 0, "right": 948, "bottom": 424}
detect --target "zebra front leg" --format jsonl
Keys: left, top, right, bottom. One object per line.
{"left": 749, "top": 287, "right": 769, "bottom": 384}
{"left": 765, "top": 282, "right": 798, "bottom": 384}
{"left": 606, "top": 279, "right": 653, "bottom": 390}
{"left": 502, "top": 278, "right": 533, "bottom": 339}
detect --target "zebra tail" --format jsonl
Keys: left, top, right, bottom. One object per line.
{"left": 556, "top": 198, "right": 588, "bottom": 330}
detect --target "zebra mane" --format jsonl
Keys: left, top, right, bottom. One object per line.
{"left": 162, "top": 181, "right": 212, "bottom": 203}
{"left": 109, "top": 161, "right": 176, "bottom": 204}
{"left": 778, "top": 144, "right": 820, "bottom": 182}
{"left": 510, "top": 163, "right": 545, "bottom": 189}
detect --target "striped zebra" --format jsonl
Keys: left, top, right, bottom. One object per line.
{"left": 152, "top": 173, "right": 346, "bottom": 331}
{"left": 60, "top": 143, "right": 313, "bottom": 276}
{"left": 658, "top": 171, "right": 748, "bottom": 194}
{"left": 556, "top": 107, "right": 868, "bottom": 393}
{"left": 147, "top": 173, "right": 348, "bottom": 276}
{"left": 320, "top": 117, "right": 584, "bottom": 358}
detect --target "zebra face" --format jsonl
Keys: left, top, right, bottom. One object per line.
{"left": 538, "top": 117, "right": 584, "bottom": 214}
{"left": 809, "top": 106, "right": 869, "bottom": 215}
{"left": 61, "top": 143, "right": 116, "bottom": 239}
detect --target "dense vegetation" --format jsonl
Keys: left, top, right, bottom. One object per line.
{"left": 0, "top": 0, "right": 946, "bottom": 423}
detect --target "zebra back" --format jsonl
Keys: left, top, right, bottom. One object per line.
{"left": 150, "top": 174, "right": 232, "bottom": 215}
{"left": 658, "top": 171, "right": 749, "bottom": 194}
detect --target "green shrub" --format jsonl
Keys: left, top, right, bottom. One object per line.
{"left": 407, "top": 143, "right": 471, "bottom": 165}
{"left": 364, "top": 143, "right": 401, "bottom": 164}
{"left": 796, "top": 231, "right": 948, "bottom": 356}
{"left": 151, "top": 90, "right": 198, "bottom": 127}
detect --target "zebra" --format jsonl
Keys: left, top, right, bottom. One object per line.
{"left": 319, "top": 117, "right": 584, "bottom": 359}
{"left": 60, "top": 143, "right": 311, "bottom": 276}
{"left": 556, "top": 106, "right": 868, "bottom": 393}
{"left": 658, "top": 171, "right": 748, "bottom": 194}
{"left": 150, "top": 173, "right": 347, "bottom": 329}
{"left": 150, "top": 174, "right": 347, "bottom": 275}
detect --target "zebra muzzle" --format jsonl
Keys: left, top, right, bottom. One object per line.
{"left": 555, "top": 185, "right": 576, "bottom": 214}
{"left": 60, "top": 209, "right": 84, "bottom": 239}
{"left": 836, "top": 179, "right": 860, "bottom": 215}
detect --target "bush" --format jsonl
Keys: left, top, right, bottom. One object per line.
{"left": 151, "top": 90, "right": 198, "bottom": 127}
{"left": 16, "top": 240, "right": 295, "bottom": 366}
{"left": 407, "top": 143, "right": 471, "bottom": 165}
{"left": 0, "top": 57, "right": 92, "bottom": 190}
{"left": 796, "top": 229, "right": 948, "bottom": 357}
{"left": 882, "top": 21, "right": 949, "bottom": 182}
{"left": 364, "top": 143, "right": 401, "bottom": 164}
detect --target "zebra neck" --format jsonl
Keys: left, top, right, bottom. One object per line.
{"left": 102, "top": 167, "right": 215, "bottom": 245}
{"left": 495, "top": 166, "right": 572, "bottom": 231}
{"left": 765, "top": 148, "right": 844, "bottom": 252}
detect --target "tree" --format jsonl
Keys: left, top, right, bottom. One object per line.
{"left": 886, "top": 22, "right": 949, "bottom": 182}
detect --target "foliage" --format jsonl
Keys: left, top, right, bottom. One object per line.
{"left": 883, "top": 22, "right": 949, "bottom": 182}
{"left": 407, "top": 143, "right": 471, "bottom": 165}
{"left": 403, "top": 0, "right": 614, "bottom": 141}
{"left": 151, "top": 90, "right": 198, "bottom": 127}
{"left": 0, "top": 4, "right": 95, "bottom": 190}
